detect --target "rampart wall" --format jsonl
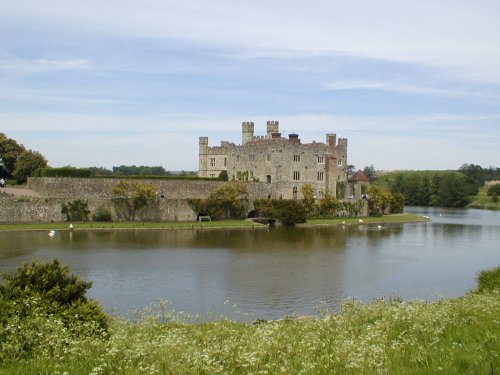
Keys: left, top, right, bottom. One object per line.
{"left": 0, "top": 178, "right": 273, "bottom": 223}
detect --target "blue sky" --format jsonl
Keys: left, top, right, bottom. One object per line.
{"left": 1, "top": 0, "right": 499, "bottom": 171}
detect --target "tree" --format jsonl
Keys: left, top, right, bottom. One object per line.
{"left": 300, "top": 183, "right": 316, "bottom": 215}
{"left": 207, "top": 181, "right": 248, "bottom": 219}
{"left": 12, "top": 149, "right": 48, "bottom": 183}
{"left": 346, "top": 164, "right": 356, "bottom": 175}
{"left": 0, "top": 133, "right": 26, "bottom": 178}
{"left": 363, "top": 164, "right": 377, "bottom": 182}
{"left": 459, "top": 164, "right": 485, "bottom": 188}
{"left": 61, "top": 200, "right": 91, "bottom": 222}
{"left": 319, "top": 191, "right": 340, "bottom": 216}
{"left": 112, "top": 180, "right": 157, "bottom": 220}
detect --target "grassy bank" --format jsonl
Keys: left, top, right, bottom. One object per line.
{"left": 0, "top": 214, "right": 427, "bottom": 232}
{"left": 468, "top": 186, "right": 500, "bottom": 211}
{"left": 305, "top": 213, "right": 427, "bottom": 226}
{"left": 1, "top": 268, "right": 498, "bottom": 374}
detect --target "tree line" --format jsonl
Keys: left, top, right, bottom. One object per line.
{"left": 374, "top": 163, "right": 499, "bottom": 208}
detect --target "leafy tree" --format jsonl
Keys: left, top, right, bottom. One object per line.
{"left": 318, "top": 191, "right": 340, "bottom": 216}
{"left": 346, "top": 164, "right": 356, "bottom": 175}
{"left": 12, "top": 149, "right": 48, "bottom": 183}
{"left": 300, "top": 183, "right": 317, "bottom": 215}
{"left": 0, "top": 133, "right": 26, "bottom": 178}
{"left": 435, "top": 173, "right": 471, "bottom": 207}
{"left": 390, "top": 192, "right": 405, "bottom": 213}
{"left": 459, "top": 163, "right": 485, "bottom": 188}
{"left": 188, "top": 182, "right": 248, "bottom": 219}
{"left": 112, "top": 180, "right": 157, "bottom": 220}
{"left": 492, "top": 192, "right": 498, "bottom": 203}
{"left": 61, "top": 200, "right": 91, "bottom": 221}
{"left": 363, "top": 164, "right": 377, "bottom": 182}
{"left": 368, "top": 185, "right": 392, "bottom": 216}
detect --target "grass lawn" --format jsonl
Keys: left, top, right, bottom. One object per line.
{"left": 467, "top": 186, "right": 500, "bottom": 211}
{"left": 0, "top": 214, "right": 427, "bottom": 232}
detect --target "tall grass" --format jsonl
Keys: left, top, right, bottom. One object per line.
{"left": 1, "top": 269, "right": 499, "bottom": 374}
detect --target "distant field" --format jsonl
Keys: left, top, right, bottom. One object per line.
{"left": 468, "top": 186, "right": 500, "bottom": 211}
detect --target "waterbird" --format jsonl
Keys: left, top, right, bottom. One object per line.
{"left": 358, "top": 219, "right": 364, "bottom": 223}
{"left": 48, "top": 230, "right": 55, "bottom": 237}
{"left": 377, "top": 225, "right": 383, "bottom": 229}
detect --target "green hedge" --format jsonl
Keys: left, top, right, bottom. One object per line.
{"left": 40, "top": 168, "right": 92, "bottom": 178}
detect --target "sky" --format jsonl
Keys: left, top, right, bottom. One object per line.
{"left": 1, "top": 0, "right": 499, "bottom": 171}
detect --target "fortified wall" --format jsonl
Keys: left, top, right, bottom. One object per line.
{"left": 0, "top": 178, "right": 273, "bottom": 223}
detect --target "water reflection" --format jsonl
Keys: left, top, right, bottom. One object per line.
{"left": 0, "top": 209, "right": 499, "bottom": 320}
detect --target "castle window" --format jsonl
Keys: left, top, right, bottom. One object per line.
{"left": 209, "top": 174, "right": 215, "bottom": 178}
{"left": 294, "top": 154, "right": 301, "bottom": 162}
{"left": 293, "top": 171, "right": 300, "bottom": 181}
{"left": 210, "top": 158, "right": 216, "bottom": 167}
{"left": 224, "top": 158, "right": 227, "bottom": 167}
{"left": 249, "top": 154, "right": 255, "bottom": 161}
{"left": 266, "top": 175, "right": 271, "bottom": 183}
{"left": 317, "top": 172, "right": 324, "bottom": 181}
{"left": 317, "top": 190, "right": 324, "bottom": 198}
{"left": 317, "top": 156, "right": 324, "bottom": 164}
{"left": 267, "top": 154, "right": 271, "bottom": 161}
{"left": 250, "top": 171, "right": 254, "bottom": 180}
{"left": 236, "top": 155, "right": 240, "bottom": 162}
{"left": 337, "top": 159, "right": 343, "bottom": 166}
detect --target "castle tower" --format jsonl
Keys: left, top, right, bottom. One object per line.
{"left": 242, "top": 122, "right": 254, "bottom": 145}
{"left": 198, "top": 136, "right": 209, "bottom": 177}
{"left": 266, "top": 121, "right": 279, "bottom": 138}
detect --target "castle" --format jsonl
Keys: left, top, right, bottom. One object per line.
{"left": 199, "top": 121, "right": 349, "bottom": 200}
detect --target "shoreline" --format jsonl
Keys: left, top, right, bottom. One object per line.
{"left": 0, "top": 213, "right": 427, "bottom": 232}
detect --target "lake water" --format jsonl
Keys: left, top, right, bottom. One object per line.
{"left": 1, "top": 207, "right": 499, "bottom": 321}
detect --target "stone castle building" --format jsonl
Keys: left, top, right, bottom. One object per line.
{"left": 199, "top": 121, "right": 348, "bottom": 200}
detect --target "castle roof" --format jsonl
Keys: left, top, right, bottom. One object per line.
{"left": 348, "top": 170, "right": 370, "bottom": 182}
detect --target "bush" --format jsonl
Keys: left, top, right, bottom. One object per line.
{"left": 0, "top": 260, "right": 107, "bottom": 330}
{"left": 487, "top": 184, "right": 500, "bottom": 196}
{"left": 492, "top": 192, "right": 498, "bottom": 203}
{"left": 254, "top": 199, "right": 306, "bottom": 225}
{"left": 476, "top": 266, "right": 500, "bottom": 293}
{"left": 92, "top": 206, "right": 113, "bottom": 222}
{"left": 61, "top": 199, "right": 91, "bottom": 221}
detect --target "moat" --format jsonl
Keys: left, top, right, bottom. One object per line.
{"left": 1, "top": 207, "right": 499, "bottom": 321}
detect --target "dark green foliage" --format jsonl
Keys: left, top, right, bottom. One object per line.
{"left": 459, "top": 163, "right": 486, "bottom": 188}
{"left": 491, "top": 192, "right": 498, "bottom": 203}
{"left": 40, "top": 167, "right": 92, "bottom": 178}
{"left": 61, "top": 200, "right": 91, "bottom": 221}
{"left": 476, "top": 266, "right": 500, "bottom": 293}
{"left": 363, "top": 164, "right": 377, "bottom": 181}
{"left": 218, "top": 170, "right": 229, "bottom": 181}
{"left": 0, "top": 133, "right": 26, "bottom": 178}
{"left": 88, "top": 166, "right": 113, "bottom": 176}
{"left": 92, "top": 206, "right": 113, "bottom": 222}
{"left": 254, "top": 199, "right": 306, "bottom": 225}
{"left": 383, "top": 170, "right": 476, "bottom": 208}
{"left": 12, "top": 150, "right": 48, "bottom": 183}
{"left": 487, "top": 184, "right": 500, "bottom": 196}
{"left": 0, "top": 260, "right": 107, "bottom": 330}
{"left": 270, "top": 199, "right": 307, "bottom": 225}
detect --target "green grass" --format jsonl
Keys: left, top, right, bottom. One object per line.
{"left": 0, "top": 214, "right": 427, "bottom": 232}
{"left": 1, "top": 272, "right": 499, "bottom": 374}
{"left": 305, "top": 213, "right": 427, "bottom": 226}
{"left": 467, "top": 186, "right": 500, "bottom": 211}
{"left": 0, "top": 220, "right": 265, "bottom": 231}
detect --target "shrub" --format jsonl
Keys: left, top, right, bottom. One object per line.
{"left": 61, "top": 199, "right": 91, "bottom": 221}
{"left": 0, "top": 259, "right": 107, "bottom": 330}
{"left": 92, "top": 206, "right": 113, "bottom": 222}
{"left": 492, "top": 192, "right": 498, "bottom": 203}
{"left": 476, "top": 266, "right": 500, "bottom": 293}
